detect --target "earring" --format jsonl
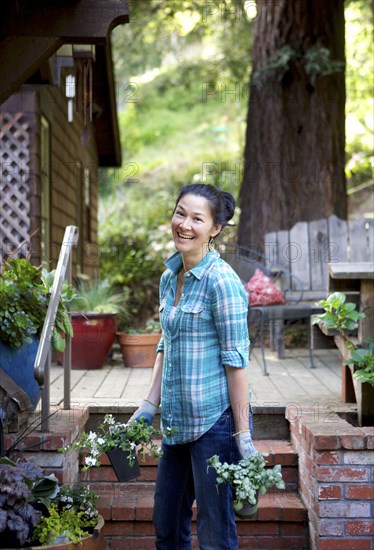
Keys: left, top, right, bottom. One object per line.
{"left": 208, "top": 237, "right": 215, "bottom": 251}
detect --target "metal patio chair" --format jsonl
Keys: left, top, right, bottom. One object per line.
{"left": 223, "top": 245, "right": 315, "bottom": 376}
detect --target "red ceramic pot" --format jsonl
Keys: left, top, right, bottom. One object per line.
{"left": 59, "top": 313, "right": 117, "bottom": 369}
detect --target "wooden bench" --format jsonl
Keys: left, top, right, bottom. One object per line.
{"left": 264, "top": 215, "right": 374, "bottom": 352}
{"left": 264, "top": 215, "right": 374, "bottom": 303}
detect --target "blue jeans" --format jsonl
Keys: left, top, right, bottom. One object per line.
{"left": 153, "top": 408, "right": 244, "bottom": 550}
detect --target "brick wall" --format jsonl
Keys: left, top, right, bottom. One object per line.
{"left": 4, "top": 406, "right": 89, "bottom": 485}
{"left": 285, "top": 405, "right": 374, "bottom": 550}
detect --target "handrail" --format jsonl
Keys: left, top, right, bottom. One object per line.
{"left": 34, "top": 226, "right": 79, "bottom": 431}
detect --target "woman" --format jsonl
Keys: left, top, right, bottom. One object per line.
{"left": 130, "top": 184, "right": 255, "bottom": 549}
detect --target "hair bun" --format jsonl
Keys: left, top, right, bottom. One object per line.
{"left": 221, "top": 191, "right": 235, "bottom": 223}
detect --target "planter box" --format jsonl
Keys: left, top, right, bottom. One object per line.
{"left": 117, "top": 333, "right": 160, "bottom": 368}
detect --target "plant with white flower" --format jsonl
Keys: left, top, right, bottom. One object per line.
{"left": 207, "top": 452, "right": 285, "bottom": 514}
{"left": 62, "top": 415, "right": 162, "bottom": 470}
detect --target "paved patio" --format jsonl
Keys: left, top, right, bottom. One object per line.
{"left": 49, "top": 346, "right": 351, "bottom": 413}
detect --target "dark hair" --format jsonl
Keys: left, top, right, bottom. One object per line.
{"left": 174, "top": 184, "right": 235, "bottom": 229}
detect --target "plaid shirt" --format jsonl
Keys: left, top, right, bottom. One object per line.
{"left": 157, "top": 250, "right": 250, "bottom": 444}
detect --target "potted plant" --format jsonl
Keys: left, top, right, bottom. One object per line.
{"left": 0, "top": 456, "right": 104, "bottom": 549}
{"left": 0, "top": 259, "right": 76, "bottom": 409}
{"left": 117, "top": 319, "right": 162, "bottom": 368}
{"left": 57, "top": 279, "right": 129, "bottom": 369}
{"left": 314, "top": 292, "right": 374, "bottom": 426}
{"left": 62, "top": 414, "right": 162, "bottom": 482}
{"left": 207, "top": 453, "right": 285, "bottom": 519}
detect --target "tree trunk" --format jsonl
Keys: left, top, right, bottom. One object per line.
{"left": 238, "top": 0, "right": 346, "bottom": 250}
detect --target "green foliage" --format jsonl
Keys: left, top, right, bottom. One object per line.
{"left": 315, "top": 293, "right": 374, "bottom": 386}
{"left": 0, "top": 259, "right": 74, "bottom": 350}
{"left": 303, "top": 45, "right": 345, "bottom": 86}
{"left": 63, "top": 415, "right": 162, "bottom": 469}
{"left": 345, "top": 338, "right": 374, "bottom": 386}
{"left": 31, "top": 503, "right": 96, "bottom": 545}
{"left": 72, "top": 279, "right": 129, "bottom": 314}
{"left": 207, "top": 453, "right": 285, "bottom": 513}
{"left": 314, "top": 292, "right": 365, "bottom": 333}
{"left": 0, "top": 458, "right": 59, "bottom": 547}
{"left": 254, "top": 44, "right": 344, "bottom": 86}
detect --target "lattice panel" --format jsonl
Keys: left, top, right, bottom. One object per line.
{"left": 0, "top": 112, "right": 31, "bottom": 262}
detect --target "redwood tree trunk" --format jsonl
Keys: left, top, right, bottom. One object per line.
{"left": 238, "top": 0, "right": 346, "bottom": 249}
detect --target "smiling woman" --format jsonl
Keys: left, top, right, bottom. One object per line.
{"left": 128, "top": 183, "right": 253, "bottom": 549}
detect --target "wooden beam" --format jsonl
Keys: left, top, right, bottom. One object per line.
{"left": 1, "top": 0, "right": 129, "bottom": 42}
{"left": 0, "top": 36, "right": 62, "bottom": 104}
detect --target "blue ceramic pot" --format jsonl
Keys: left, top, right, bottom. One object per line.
{"left": 0, "top": 336, "right": 41, "bottom": 410}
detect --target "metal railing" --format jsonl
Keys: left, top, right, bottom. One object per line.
{"left": 34, "top": 226, "right": 79, "bottom": 431}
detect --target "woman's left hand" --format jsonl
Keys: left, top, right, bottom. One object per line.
{"left": 233, "top": 430, "right": 258, "bottom": 458}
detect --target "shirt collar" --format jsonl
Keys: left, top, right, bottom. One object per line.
{"left": 165, "top": 250, "right": 219, "bottom": 280}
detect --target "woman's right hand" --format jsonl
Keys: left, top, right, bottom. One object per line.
{"left": 127, "top": 399, "right": 158, "bottom": 426}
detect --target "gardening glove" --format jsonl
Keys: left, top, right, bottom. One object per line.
{"left": 233, "top": 430, "right": 258, "bottom": 459}
{"left": 127, "top": 399, "right": 158, "bottom": 426}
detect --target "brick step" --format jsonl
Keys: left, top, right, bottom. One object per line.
{"left": 81, "top": 439, "right": 299, "bottom": 491}
{"left": 97, "top": 486, "right": 308, "bottom": 549}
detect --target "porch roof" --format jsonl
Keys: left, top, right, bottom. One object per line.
{"left": 0, "top": 0, "right": 130, "bottom": 167}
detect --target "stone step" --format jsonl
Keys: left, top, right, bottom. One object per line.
{"left": 97, "top": 486, "right": 308, "bottom": 549}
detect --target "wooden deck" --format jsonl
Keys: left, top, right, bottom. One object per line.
{"left": 49, "top": 346, "right": 350, "bottom": 412}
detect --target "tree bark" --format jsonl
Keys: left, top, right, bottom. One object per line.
{"left": 238, "top": 0, "right": 346, "bottom": 250}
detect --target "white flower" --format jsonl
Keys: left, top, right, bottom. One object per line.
{"left": 97, "top": 437, "right": 106, "bottom": 446}
{"left": 85, "top": 456, "right": 98, "bottom": 467}
{"left": 87, "top": 431, "right": 97, "bottom": 442}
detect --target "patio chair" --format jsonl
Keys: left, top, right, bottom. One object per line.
{"left": 223, "top": 245, "right": 315, "bottom": 376}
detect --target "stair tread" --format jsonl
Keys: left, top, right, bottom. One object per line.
{"left": 98, "top": 487, "right": 307, "bottom": 523}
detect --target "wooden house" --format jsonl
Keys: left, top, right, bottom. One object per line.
{"left": 0, "top": 0, "right": 129, "bottom": 278}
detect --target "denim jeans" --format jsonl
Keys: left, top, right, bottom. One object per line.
{"left": 153, "top": 408, "right": 246, "bottom": 550}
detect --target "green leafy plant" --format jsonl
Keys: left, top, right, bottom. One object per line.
{"left": 71, "top": 278, "right": 129, "bottom": 315}
{"left": 31, "top": 486, "right": 98, "bottom": 545}
{"left": 345, "top": 339, "right": 374, "bottom": 385}
{"left": 62, "top": 415, "right": 162, "bottom": 469}
{"left": 314, "top": 291, "right": 365, "bottom": 332}
{"left": 127, "top": 319, "right": 162, "bottom": 335}
{"left": 207, "top": 453, "right": 285, "bottom": 514}
{"left": 0, "top": 258, "right": 76, "bottom": 350}
{"left": 0, "top": 457, "right": 59, "bottom": 547}
{"left": 314, "top": 292, "right": 374, "bottom": 386}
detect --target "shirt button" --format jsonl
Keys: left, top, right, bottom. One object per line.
{"left": 186, "top": 273, "right": 191, "bottom": 277}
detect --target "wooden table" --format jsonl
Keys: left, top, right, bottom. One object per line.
{"left": 329, "top": 262, "right": 374, "bottom": 403}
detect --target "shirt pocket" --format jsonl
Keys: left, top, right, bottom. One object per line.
{"left": 179, "top": 303, "right": 212, "bottom": 334}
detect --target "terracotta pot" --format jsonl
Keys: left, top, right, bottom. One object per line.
{"left": 58, "top": 313, "right": 117, "bottom": 369}
{"left": 117, "top": 332, "right": 160, "bottom": 368}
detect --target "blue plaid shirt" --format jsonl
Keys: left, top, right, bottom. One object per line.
{"left": 157, "top": 250, "right": 250, "bottom": 444}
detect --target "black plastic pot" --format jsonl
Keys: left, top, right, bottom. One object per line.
{"left": 106, "top": 449, "right": 140, "bottom": 481}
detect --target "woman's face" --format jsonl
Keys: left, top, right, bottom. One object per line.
{"left": 171, "top": 193, "right": 221, "bottom": 261}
